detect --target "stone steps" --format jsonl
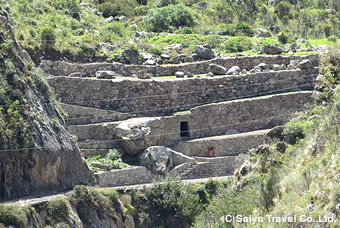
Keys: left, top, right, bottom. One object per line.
{"left": 181, "top": 156, "right": 245, "bottom": 179}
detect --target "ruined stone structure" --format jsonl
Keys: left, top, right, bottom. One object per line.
{"left": 48, "top": 69, "right": 317, "bottom": 115}
{"left": 44, "top": 54, "right": 320, "bottom": 186}
{"left": 40, "top": 54, "right": 319, "bottom": 76}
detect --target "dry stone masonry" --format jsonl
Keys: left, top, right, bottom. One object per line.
{"left": 40, "top": 54, "right": 319, "bottom": 77}
{"left": 48, "top": 69, "right": 318, "bottom": 116}
{"left": 44, "top": 54, "right": 320, "bottom": 186}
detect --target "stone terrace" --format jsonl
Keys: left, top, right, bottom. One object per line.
{"left": 40, "top": 54, "right": 319, "bottom": 77}
{"left": 44, "top": 54, "right": 320, "bottom": 185}
{"left": 48, "top": 69, "right": 318, "bottom": 116}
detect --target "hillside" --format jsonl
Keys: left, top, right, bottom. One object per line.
{"left": 0, "top": 0, "right": 338, "bottom": 64}
{"left": 193, "top": 42, "right": 340, "bottom": 227}
{"left": 0, "top": 6, "right": 93, "bottom": 201}
{"left": 0, "top": 0, "right": 339, "bottom": 227}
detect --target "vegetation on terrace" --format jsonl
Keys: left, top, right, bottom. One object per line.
{"left": 0, "top": 0, "right": 338, "bottom": 63}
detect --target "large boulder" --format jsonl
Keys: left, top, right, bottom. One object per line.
{"left": 263, "top": 45, "right": 283, "bottom": 54}
{"left": 95, "top": 71, "right": 116, "bottom": 79}
{"left": 124, "top": 48, "right": 139, "bottom": 64}
{"left": 256, "top": 63, "right": 270, "bottom": 70}
{"left": 138, "top": 146, "right": 195, "bottom": 175}
{"left": 175, "top": 71, "right": 185, "bottom": 78}
{"left": 254, "top": 28, "right": 272, "bottom": 38}
{"left": 116, "top": 118, "right": 165, "bottom": 155}
{"left": 227, "top": 66, "right": 241, "bottom": 75}
{"left": 136, "top": 70, "right": 151, "bottom": 79}
{"left": 208, "top": 64, "right": 227, "bottom": 75}
{"left": 298, "top": 59, "right": 312, "bottom": 71}
{"left": 195, "top": 45, "right": 215, "bottom": 60}
{"left": 100, "top": 42, "right": 117, "bottom": 53}
{"left": 138, "top": 146, "right": 172, "bottom": 175}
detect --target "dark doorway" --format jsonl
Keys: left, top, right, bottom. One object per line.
{"left": 180, "top": 122, "right": 190, "bottom": 138}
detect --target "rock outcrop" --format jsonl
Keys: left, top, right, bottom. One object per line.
{"left": 208, "top": 64, "right": 227, "bottom": 75}
{"left": 195, "top": 45, "right": 215, "bottom": 60}
{"left": 263, "top": 44, "right": 283, "bottom": 54}
{"left": 138, "top": 146, "right": 195, "bottom": 175}
{"left": 116, "top": 117, "right": 166, "bottom": 155}
{"left": 0, "top": 7, "right": 93, "bottom": 201}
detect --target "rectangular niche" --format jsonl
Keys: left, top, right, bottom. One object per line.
{"left": 180, "top": 121, "right": 190, "bottom": 138}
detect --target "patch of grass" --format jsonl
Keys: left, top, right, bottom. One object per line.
{"left": 86, "top": 149, "right": 130, "bottom": 171}
{"left": 174, "top": 109, "right": 191, "bottom": 115}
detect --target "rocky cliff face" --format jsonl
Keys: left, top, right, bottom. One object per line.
{"left": 0, "top": 7, "right": 93, "bottom": 201}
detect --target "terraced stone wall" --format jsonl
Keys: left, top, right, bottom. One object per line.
{"left": 40, "top": 54, "right": 320, "bottom": 76}
{"left": 159, "top": 92, "right": 314, "bottom": 144}
{"left": 175, "top": 130, "right": 269, "bottom": 157}
{"left": 94, "top": 167, "right": 159, "bottom": 187}
{"left": 48, "top": 70, "right": 318, "bottom": 116}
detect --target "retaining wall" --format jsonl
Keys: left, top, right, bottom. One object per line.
{"left": 158, "top": 91, "right": 314, "bottom": 145}
{"left": 94, "top": 167, "right": 159, "bottom": 187}
{"left": 69, "top": 92, "right": 313, "bottom": 156}
{"left": 181, "top": 156, "right": 246, "bottom": 179}
{"left": 40, "top": 54, "right": 320, "bottom": 76}
{"left": 61, "top": 103, "right": 134, "bottom": 125}
{"left": 94, "top": 156, "right": 243, "bottom": 187}
{"left": 48, "top": 69, "right": 317, "bottom": 116}
{"left": 175, "top": 129, "right": 269, "bottom": 157}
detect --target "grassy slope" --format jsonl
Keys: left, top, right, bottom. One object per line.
{"left": 1, "top": 0, "right": 338, "bottom": 62}
{"left": 193, "top": 42, "right": 340, "bottom": 228}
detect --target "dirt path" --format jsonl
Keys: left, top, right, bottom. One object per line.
{"left": 1, "top": 176, "right": 231, "bottom": 206}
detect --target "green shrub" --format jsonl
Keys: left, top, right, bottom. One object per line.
{"left": 69, "top": 185, "right": 95, "bottom": 222}
{"left": 331, "top": 185, "right": 340, "bottom": 208}
{"left": 224, "top": 37, "right": 253, "bottom": 53}
{"left": 143, "top": 7, "right": 171, "bottom": 32}
{"left": 275, "top": 1, "right": 292, "bottom": 18}
{"left": 0, "top": 205, "right": 27, "bottom": 228}
{"left": 206, "top": 35, "right": 222, "bottom": 48}
{"left": 54, "top": 0, "right": 81, "bottom": 18}
{"left": 149, "top": 175, "right": 203, "bottom": 223}
{"left": 102, "top": 22, "right": 128, "bottom": 37}
{"left": 40, "top": 27, "right": 56, "bottom": 50}
{"left": 156, "top": 0, "right": 178, "bottom": 7}
{"left": 204, "top": 178, "right": 219, "bottom": 195}
{"left": 327, "top": 35, "right": 338, "bottom": 42}
{"left": 47, "top": 197, "right": 70, "bottom": 223}
{"left": 97, "top": 0, "right": 138, "bottom": 18}
{"left": 175, "top": 27, "right": 193, "bottom": 34}
{"left": 259, "top": 168, "right": 279, "bottom": 212}
{"left": 144, "top": 4, "right": 195, "bottom": 32}
{"left": 133, "top": 5, "right": 150, "bottom": 16}
{"left": 86, "top": 149, "right": 129, "bottom": 171}
{"left": 284, "top": 119, "right": 313, "bottom": 139}
{"left": 278, "top": 31, "right": 289, "bottom": 44}
{"left": 218, "top": 22, "right": 254, "bottom": 37}
{"left": 97, "top": 188, "right": 120, "bottom": 206}
{"left": 193, "top": 184, "right": 258, "bottom": 227}
{"left": 319, "top": 41, "right": 340, "bottom": 89}
{"left": 106, "top": 149, "right": 121, "bottom": 160}
{"left": 195, "top": 184, "right": 210, "bottom": 204}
